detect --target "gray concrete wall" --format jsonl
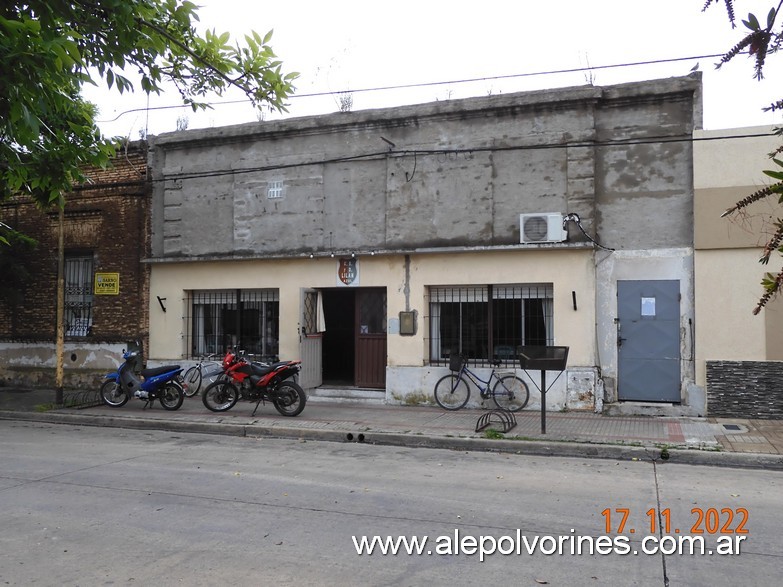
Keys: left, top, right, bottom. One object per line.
{"left": 149, "top": 75, "right": 701, "bottom": 261}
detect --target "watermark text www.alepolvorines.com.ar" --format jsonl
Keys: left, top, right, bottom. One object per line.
{"left": 352, "top": 530, "right": 746, "bottom": 562}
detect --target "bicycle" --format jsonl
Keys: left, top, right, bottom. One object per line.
{"left": 433, "top": 354, "right": 529, "bottom": 411}
{"left": 181, "top": 353, "right": 222, "bottom": 397}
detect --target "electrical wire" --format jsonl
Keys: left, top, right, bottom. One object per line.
{"left": 563, "top": 213, "right": 615, "bottom": 251}
{"left": 151, "top": 130, "right": 777, "bottom": 183}
{"left": 96, "top": 53, "right": 721, "bottom": 123}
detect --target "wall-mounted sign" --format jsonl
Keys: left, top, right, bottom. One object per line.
{"left": 337, "top": 257, "right": 359, "bottom": 287}
{"left": 94, "top": 272, "right": 120, "bottom": 295}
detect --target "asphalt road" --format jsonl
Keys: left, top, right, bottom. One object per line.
{"left": 1, "top": 420, "right": 780, "bottom": 586}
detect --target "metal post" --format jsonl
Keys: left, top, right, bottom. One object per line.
{"left": 55, "top": 196, "right": 65, "bottom": 406}
{"left": 540, "top": 370, "right": 547, "bottom": 434}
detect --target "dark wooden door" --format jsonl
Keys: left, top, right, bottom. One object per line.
{"left": 355, "top": 289, "right": 387, "bottom": 388}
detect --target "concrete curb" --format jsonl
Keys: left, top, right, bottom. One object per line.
{"left": 2, "top": 409, "right": 782, "bottom": 471}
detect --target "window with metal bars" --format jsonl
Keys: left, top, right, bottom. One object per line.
{"left": 187, "top": 289, "right": 279, "bottom": 361}
{"left": 303, "top": 291, "right": 318, "bottom": 334}
{"left": 64, "top": 253, "right": 94, "bottom": 337}
{"left": 427, "top": 284, "right": 553, "bottom": 366}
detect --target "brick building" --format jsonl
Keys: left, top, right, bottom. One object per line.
{"left": 0, "top": 143, "right": 151, "bottom": 388}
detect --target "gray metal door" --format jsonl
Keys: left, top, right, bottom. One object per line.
{"left": 617, "top": 280, "right": 680, "bottom": 402}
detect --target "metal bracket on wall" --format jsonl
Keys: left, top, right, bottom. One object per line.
{"left": 157, "top": 296, "right": 167, "bottom": 312}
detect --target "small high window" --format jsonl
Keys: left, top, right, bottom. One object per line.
{"left": 267, "top": 180, "right": 284, "bottom": 199}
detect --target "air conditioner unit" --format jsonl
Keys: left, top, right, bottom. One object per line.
{"left": 519, "top": 213, "right": 567, "bottom": 244}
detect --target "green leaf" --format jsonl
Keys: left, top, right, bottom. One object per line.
{"left": 744, "top": 13, "right": 761, "bottom": 31}
{"left": 1, "top": 0, "right": 295, "bottom": 215}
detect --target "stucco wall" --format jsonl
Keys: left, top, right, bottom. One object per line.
{"left": 694, "top": 125, "right": 781, "bottom": 250}
{"left": 148, "top": 249, "right": 595, "bottom": 359}
{"left": 694, "top": 126, "right": 783, "bottom": 386}
{"left": 147, "top": 248, "right": 597, "bottom": 409}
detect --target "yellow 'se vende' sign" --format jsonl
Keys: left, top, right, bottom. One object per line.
{"left": 94, "top": 272, "right": 120, "bottom": 295}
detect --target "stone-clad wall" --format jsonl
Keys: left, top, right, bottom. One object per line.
{"left": 706, "top": 361, "right": 783, "bottom": 419}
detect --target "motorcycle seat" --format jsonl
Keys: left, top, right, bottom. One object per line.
{"left": 249, "top": 362, "right": 274, "bottom": 376}
{"left": 142, "top": 365, "right": 181, "bottom": 378}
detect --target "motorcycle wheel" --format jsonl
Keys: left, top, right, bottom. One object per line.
{"left": 202, "top": 380, "right": 239, "bottom": 412}
{"left": 158, "top": 382, "right": 185, "bottom": 411}
{"left": 100, "top": 380, "right": 128, "bottom": 407}
{"left": 272, "top": 381, "right": 306, "bottom": 417}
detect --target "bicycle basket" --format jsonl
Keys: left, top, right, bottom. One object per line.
{"left": 448, "top": 354, "right": 463, "bottom": 372}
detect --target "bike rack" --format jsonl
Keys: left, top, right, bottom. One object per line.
{"left": 62, "top": 389, "right": 103, "bottom": 409}
{"left": 475, "top": 408, "right": 517, "bottom": 433}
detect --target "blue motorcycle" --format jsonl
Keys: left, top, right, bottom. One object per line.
{"left": 100, "top": 350, "right": 185, "bottom": 410}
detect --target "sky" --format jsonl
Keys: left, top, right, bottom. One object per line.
{"left": 82, "top": 0, "right": 783, "bottom": 140}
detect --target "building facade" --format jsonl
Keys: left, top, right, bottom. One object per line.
{"left": 146, "top": 74, "right": 702, "bottom": 413}
{"left": 694, "top": 125, "right": 783, "bottom": 418}
{"left": 0, "top": 145, "right": 151, "bottom": 388}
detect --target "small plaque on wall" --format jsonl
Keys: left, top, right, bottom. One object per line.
{"left": 94, "top": 272, "right": 119, "bottom": 295}
{"left": 399, "top": 310, "right": 417, "bottom": 336}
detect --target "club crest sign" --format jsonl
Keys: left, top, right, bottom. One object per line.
{"left": 337, "top": 257, "right": 359, "bottom": 286}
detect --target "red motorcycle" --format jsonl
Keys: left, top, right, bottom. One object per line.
{"left": 201, "top": 349, "right": 306, "bottom": 416}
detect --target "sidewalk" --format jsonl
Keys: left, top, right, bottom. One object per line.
{"left": 1, "top": 387, "right": 782, "bottom": 470}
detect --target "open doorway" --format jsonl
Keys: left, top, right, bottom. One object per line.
{"left": 322, "top": 289, "right": 355, "bottom": 385}
{"left": 320, "top": 288, "right": 387, "bottom": 388}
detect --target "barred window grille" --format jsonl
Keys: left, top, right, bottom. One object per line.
{"left": 64, "top": 254, "right": 94, "bottom": 337}
{"left": 427, "top": 284, "right": 553, "bottom": 366}
{"left": 187, "top": 289, "right": 279, "bottom": 361}
{"left": 303, "top": 291, "right": 317, "bottom": 334}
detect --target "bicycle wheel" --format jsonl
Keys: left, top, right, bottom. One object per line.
{"left": 492, "top": 375, "right": 529, "bottom": 412}
{"left": 183, "top": 365, "right": 202, "bottom": 397}
{"left": 433, "top": 374, "right": 470, "bottom": 410}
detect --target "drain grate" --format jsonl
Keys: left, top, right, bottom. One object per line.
{"left": 723, "top": 424, "right": 741, "bottom": 431}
